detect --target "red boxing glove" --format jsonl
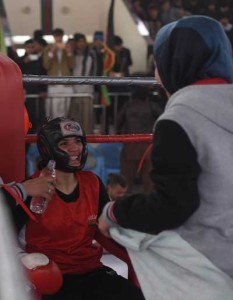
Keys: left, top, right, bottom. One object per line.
{"left": 27, "top": 259, "right": 63, "bottom": 295}
{"left": 21, "top": 252, "right": 63, "bottom": 295}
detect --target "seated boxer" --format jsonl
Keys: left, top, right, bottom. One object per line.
{"left": 12, "top": 117, "right": 145, "bottom": 300}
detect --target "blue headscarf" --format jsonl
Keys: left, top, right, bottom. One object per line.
{"left": 153, "top": 15, "right": 233, "bottom": 94}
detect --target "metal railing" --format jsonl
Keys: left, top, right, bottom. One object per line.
{"left": 23, "top": 75, "right": 160, "bottom": 133}
{"left": 25, "top": 91, "right": 134, "bottom": 134}
{"left": 25, "top": 92, "right": 106, "bottom": 134}
{"left": 109, "top": 92, "right": 132, "bottom": 133}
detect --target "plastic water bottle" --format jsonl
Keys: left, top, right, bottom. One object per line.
{"left": 30, "top": 160, "right": 56, "bottom": 214}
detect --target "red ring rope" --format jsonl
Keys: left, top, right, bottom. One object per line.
{"left": 25, "top": 134, "right": 153, "bottom": 144}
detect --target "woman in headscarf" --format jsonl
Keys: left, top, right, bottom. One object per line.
{"left": 98, "top": 16, "right": 233, "bottom": 299}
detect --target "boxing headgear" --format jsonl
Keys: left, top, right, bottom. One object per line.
{"left": 37, "top": 117, "right": 88, "bottom": 172}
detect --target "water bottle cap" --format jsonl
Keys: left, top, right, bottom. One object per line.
{"left": 48, "top": 160, "right": 56, "bottom": 169}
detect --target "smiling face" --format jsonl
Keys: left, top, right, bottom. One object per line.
{"left": 57, "top": 136, "right": 83, "bottom": 167}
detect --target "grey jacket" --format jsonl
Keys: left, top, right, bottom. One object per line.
{"left": 158, "top": 84, "right": 233, "bottom": 277}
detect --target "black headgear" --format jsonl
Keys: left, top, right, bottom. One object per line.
{"left": 37, "top": 117, "right": 88, "bottom": 172}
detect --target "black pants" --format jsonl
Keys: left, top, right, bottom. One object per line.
{"left": 42, "top": 266, "right": 145, "bottom": 300}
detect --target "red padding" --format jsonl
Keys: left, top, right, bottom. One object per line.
{"left": 0, "top": 55, "right": 25, "bottom": 183}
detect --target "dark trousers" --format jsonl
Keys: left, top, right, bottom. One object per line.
{"left": 42, "top": 266, "right": 145, "bottom": 300}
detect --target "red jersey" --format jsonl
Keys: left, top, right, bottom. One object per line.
{"left": 25, "top": 171, "right": 103, "bottom": 274}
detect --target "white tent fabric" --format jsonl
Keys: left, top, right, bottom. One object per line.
{"left": 0, "top": 190, "right": 31, "bottom": 300}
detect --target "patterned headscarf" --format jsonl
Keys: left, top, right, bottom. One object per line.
{"left": 153, "top": 15, "right": 233, "bottom": 94}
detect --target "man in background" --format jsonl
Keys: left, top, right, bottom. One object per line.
{"left": 43, "top": 28, "right": 74, "bottom": 119}
{"left": 106, "top": 173, "right": 128, "bottom": 201}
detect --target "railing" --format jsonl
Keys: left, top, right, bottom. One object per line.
{"left": 23, "top": 75, "right": 161, "bottom": 134}
{"left": 25, "top": 91, "right": 134, "bottom": 134}
{"left": 25, "top": 93, "right": 106, "bottom": 134}
{"left": 109, "top": 92, "right": 132, "bottom": 133}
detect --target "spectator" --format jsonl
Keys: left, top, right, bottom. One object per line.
{"left": 18, "top": 39, "right": 36, "bottom": 79}
{"left": 106, "top": 173, "right": 128, "bottom": 201}
{"left": 159, "top": 0, "right": 185, "bottom": 25}
{"left": 220, "top": 1, "right": 233, "bottom": 22}
{"left": 99, "top": 15, "right": 233, "bottom": 299}
{"left": 171, "top": 0, "right": 184, "bottom": 9}
{"left": 65, "top": 38, "right": 76, "bottom": 55}
{"left": 33, "top": 29, "right": 45, "bottom": 41}
{"left": 68, "top": 33, "right": 95, "bottom": 133}
{"left": 219, "top": 13, "right": 233, "bottom": 47}
{"left": 160, "top": 0, "right": 181, "bottom": 25}
{"left": 131, "top": 0, "right": 147, "bottom": 20}
{"left": 43, "top": 28, "right": 74, "bottom": 76}
{"left": 91, "top": 31, "right": 105, "bottom": 77}
{"left": 110, "top": 35, "right": 133, "bottom": 77}
{"left": 43, "top": 28, "right": 74, "bottom": 119}
{"left": 31, "top": 38, "right": 48, "bottom": 128}
{"left": 13, "top": 117, "right": 145, "bottom": 300}
{"left": 117, "top": 85, "right": 162, "bottom": 193}
{"left": 6, "top": 44, "right": 20, "bottom": 65}
{"left": 107, "top": 35, "right": 133, "bottom": 133}
{"left": 183, "top": 0, "right": 202, "bottom": 14}
{"left": 145, "top": 3, "right": 162, "bottom": 41}
{"left": 91, "top": 31, "right": 106, "bottom": 127}
{"left": 18, "top": 39, "right": 47, "bottom": 133}
{"left": 202, "top": 0, "right": 220, "bottom": 19}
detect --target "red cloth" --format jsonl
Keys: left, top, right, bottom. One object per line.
{"left": 0, "top": 54, "right": 25, "bottom": 183}
{"left": 26, "top": 171, "right": 103, "bottom": 274}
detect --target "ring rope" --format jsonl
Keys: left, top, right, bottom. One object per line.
{"left": 23, "top": 76, "right": 158, "bottom": 144}
{"left": 22, "top": 75, "right": 159, "bottom": 86}
{"left": 25, "top": 134, "right": 153, "bottom": 144}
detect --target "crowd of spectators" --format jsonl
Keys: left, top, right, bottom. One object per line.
{"left": 132, "top": 0, "right": 233, "bottom": 25}
{"left": 6, "top": 29, "right": 134, "bottom": 136}
{"left": 131, "top": 0, "right": 233, "bottom": 75}
{"left": 7, "top": 0, "right": 233, "bottom": 135}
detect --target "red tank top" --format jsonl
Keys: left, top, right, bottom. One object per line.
{"left": 25, "top": 171, "right": 103, "bottom": 274}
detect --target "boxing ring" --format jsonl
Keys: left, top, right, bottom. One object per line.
{"left": 0, "top": 55, "right": 159, "bottom": 300}
{"left": 25, "top": 133, "right": 153, "bottom": 144}
{"left": 23, "top": 74, "right": 158, "bottom": 143}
